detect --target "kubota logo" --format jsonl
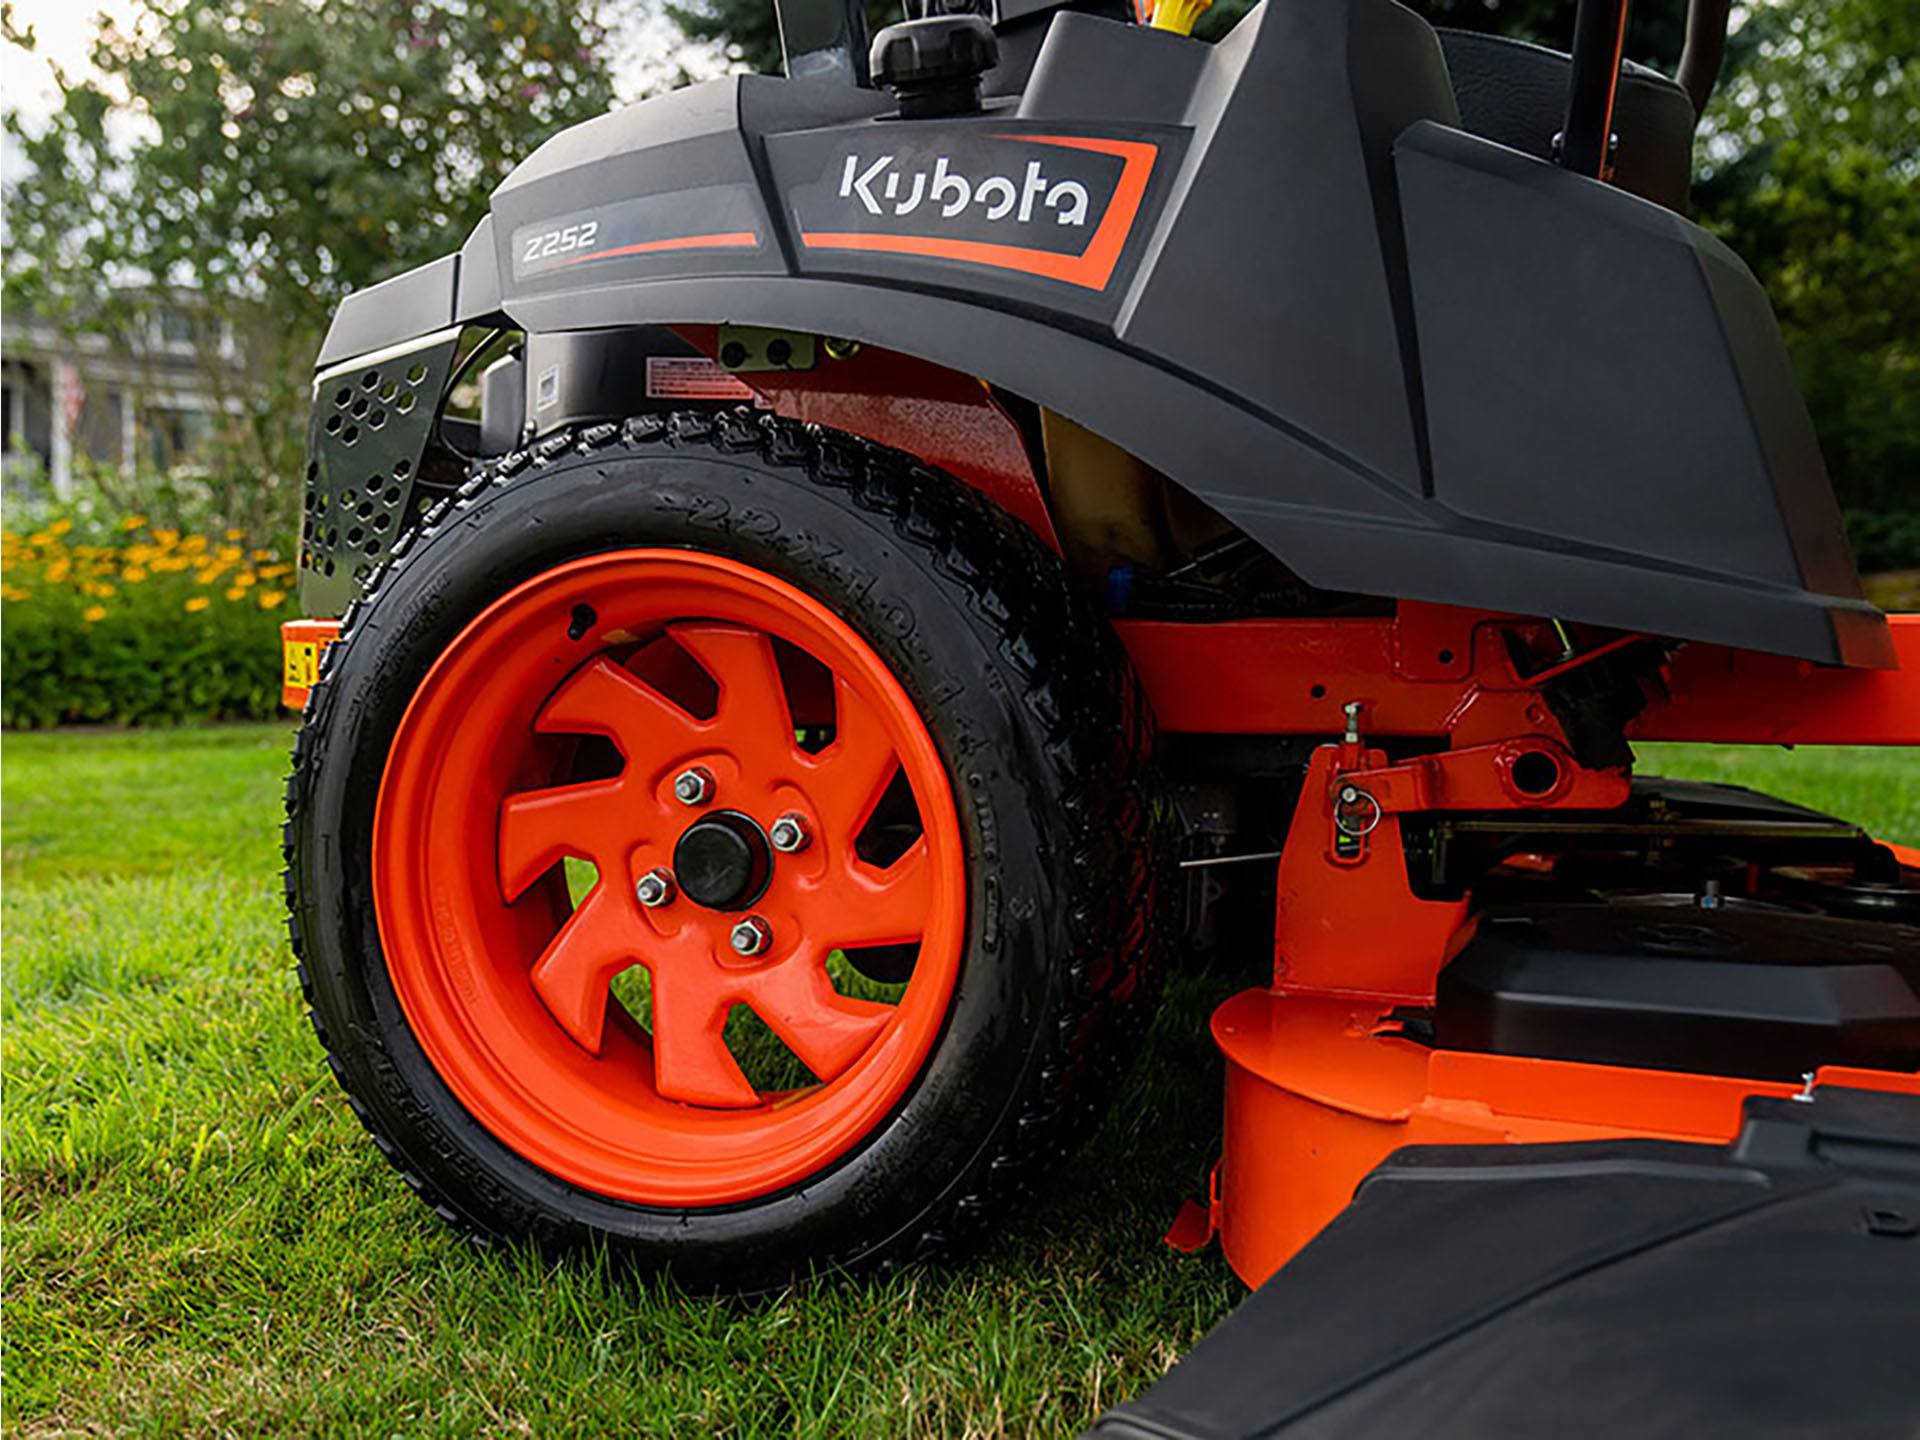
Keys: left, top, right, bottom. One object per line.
{"left": 837, "top": 154, "right": 1092, "bottom": 227}
{"left": 791, "top": 131, "right": 1167, "bottom": 292}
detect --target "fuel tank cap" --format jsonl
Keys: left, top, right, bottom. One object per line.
{"left": 870, "top": 15, "right": 998, "bottom": 119}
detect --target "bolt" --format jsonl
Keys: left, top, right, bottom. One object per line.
{"left": 768, "top": 812, "right": 811, "bottom": 854}
{"left": 635, "top": 868, "right": 676, "bottom": 908}
{"left": 1343, "top": 701, "right": 1363, "bottom": 745}
{"left": 672, "top": 766, "right": 714, "bottom": 806}
{"left": 1340, "top": 786, "right": 1360, "bottom": 804}
{"left": 730, "top": 915, "right": 772, "bottom": 957}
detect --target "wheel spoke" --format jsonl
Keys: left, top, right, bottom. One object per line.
{"left": 816, "top": 836, "right": 933, "bottom": 949}
{"left": 647, "top": 955, "right": 762, "bottom": 1108}
{"left": 497, "top": 777, "right": 628, "bottom": 902}
{"left": 668, "top": 624, "right": 798, "bottom": 759}
{"left": 528, "top": 884, "right": 650, "bottom": 1055}
{"left": 535, "top": 654, "right": 709, "bottom": 757}
{"left": 745, "top": 950, "right": 893, "bottom": 1084}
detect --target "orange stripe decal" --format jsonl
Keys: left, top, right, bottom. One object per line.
{"left": 558, "top": 231, "right": 760, "bottom": 266}
{"left": 801, "top": 136, "right": 1158, "bottom": 291}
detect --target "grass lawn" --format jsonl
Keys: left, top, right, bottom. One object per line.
{"left": 4, "top": 726, "right": 1917, "bottom": 1436}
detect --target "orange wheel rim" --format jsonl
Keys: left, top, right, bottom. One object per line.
{"left": 373, "top": 550, "right": 967, "bottom": 1206}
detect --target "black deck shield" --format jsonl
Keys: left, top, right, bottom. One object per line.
{"left": 1090, "top": 1086, "right": 1920, "bottom": 1439}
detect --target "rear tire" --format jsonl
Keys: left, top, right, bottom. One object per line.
{"left": 284, "top": 410, "right": 1166, "bottom": 1291}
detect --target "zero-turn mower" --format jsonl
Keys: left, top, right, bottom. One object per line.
{"left": 281, "top": 0, "right": 1920, "bottom": 1428}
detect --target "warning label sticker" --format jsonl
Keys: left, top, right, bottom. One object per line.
{"left": 644, "top": 357, "right": 767, "bottom": 404}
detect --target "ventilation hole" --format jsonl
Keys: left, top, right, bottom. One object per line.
{"left": 353, "top": 561, "right": 370, "bottom": 581}
{"left": 566, "top": 734, "right": 625, "bottom": 785}
{"left": 368, "top": 409, "right": 386, "bottom": 429}
{"left": 394, "top": 458, "right": 412, "bottom": 478}
{"left": 723, "top": 1005, "right": 814, "bottom": 1094}
{"left": 351, "top": 397, "right": 369, "bottom": 418}
{"left": 326, "top": 528, "right": 339, "bottom": 547}
{"left": 362, "top": 370, "right": 380, "bottom": 390}
{"left": 568, "top": 604, "right": 597, "bottom": 642}
{"left": 346, "top": 527, "right": 363, "bottom": 545}
{"left": 341, "top": 425, "right": 359, "bottom": 445}
{"left": 333, "top": 387, "right": 351, "bottom": 407}
{"left": 378, "top": 380, "right": 398, "bottom": 401}
{"left": 340, "top": 488, "right": 356, "bottom": 506}
{"left": 609, "top": 962, "right": 651, "bottom": 1034}
{"left": 323, "top": 558, "right": 337, "bottom": 576}
{"left": 406, "top": 362, "right": 428, "bottom": 384}
{"left": 771, "top": 637, "right": 835, "bottom": 753}
{"left": 624, "top": 632, "right": 719, "bottom": 718}
{"left": 1510, "top": 750, "right": 1562, "bottom": 797}
{"left": 839, "top": 945, "right": 917, "bottom": 991}
{"left": 356, "top": 502, "right": 373, "bottom": 520}
{"left": 383, "top": 486, "right": 401, "bottom": 504}
{"left": 854, "top": 767, "right": 922, "bottom": 869}
{"left": 325, "top": 414, "right": 342, "bottom": 434}
{"left": 395, "top": 391, "right": 416, "bottom": 414}
{"left": 363, "top": 538, "right": 380, "bottom": 556}
{"left": 372, "top": 513, "right": 391, "bottom": 532}
{"left": 306, "top": 461, "right": 319, "bottom": 482}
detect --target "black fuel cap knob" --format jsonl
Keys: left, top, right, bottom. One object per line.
{"left": 869, "top": 15, "right": 998, "bottom": 119}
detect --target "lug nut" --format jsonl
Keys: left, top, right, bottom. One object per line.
{"left": 635, "top": 868, "right": 676, "bottom": 908}
{"left": 730, "top": 916, "right": 773, "bottom": 957}
{"left": 672, "top": 766, "right": 714, "bottom": 806}
{"left": 768, "top": 812, "right": 811, "bottom": 854}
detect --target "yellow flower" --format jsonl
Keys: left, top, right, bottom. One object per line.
{"left": 49, "top": 519, "right": 72, "bottom": 536}
{"left": 216, "top": 544, "right": 243, "bottom": 564}
{"left": 234, "top": 571, "right": 256, "bottom": 588}
{"left": 46, "top": 560, "right": 71, "bottom": 583}
{"left": 225, "top": 586, "right": 246, "bottom": 601}
{"left": 83, "top": 604, "right": 107, "bottom": 623}
{"left": 225, "top": 528, "right": 245, "bottom": 541}
{"left": 1, "top": 584, "right": 29, "bottom": 602}
{"left": 185, "top": 596, "right": 210, "bottom": 613}
{"left": 120, "top": 514, "right": 149, "bottom": 531}
{"left": 258, "top": 590, "right": 286, "bottom": 609}
{"left": 83, "top": 581, "right": 115, "bottom": 598}
{"left": 156, "top": 529, "right": 182, "bottom": 547}
{"left": 249, "top": 549, "right": 274, "bottom": 562}
{"left": 124, "top": 567, "right": 148, "bottom": 583}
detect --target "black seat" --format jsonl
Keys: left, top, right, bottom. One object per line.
{"left": 1436, "top": 28, "right": 1697, "bottom": 212}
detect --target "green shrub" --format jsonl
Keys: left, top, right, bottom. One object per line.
{"left": 2, "top": 519, "right": 294, "bottom": 728}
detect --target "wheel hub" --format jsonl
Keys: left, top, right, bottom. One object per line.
{"left": 673, "top": 810, "right": 773, "bottom": 911}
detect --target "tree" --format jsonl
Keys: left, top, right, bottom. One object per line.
{"left": 3, "top": 0, "right": 618, "bottom": 530}
{"left": 1693, "top": 0, "right": 1920, "bottom": 569}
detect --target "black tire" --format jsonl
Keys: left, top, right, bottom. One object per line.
{"left": 284, "top": 409, "right": 1167, "bottom": 1291}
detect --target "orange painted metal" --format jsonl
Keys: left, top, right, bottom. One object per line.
{"left": 1632, "top": 613, "right": 1920, "bottom": 744}
{"left": 371, "top": 549, "right": 968, "bottom": 1205}
{"left": 1116, "top": 608, "right": 1920, "bottom": 746}
{"left": 280, "top": 617, "right": 342, "bottom": 709}
{"left": 1214, "top": 988, "right": 1920, "bottom": 1287}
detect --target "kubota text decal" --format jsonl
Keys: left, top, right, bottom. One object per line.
{"left": 791, "top": 133, "right": 1160, "bottom": 291}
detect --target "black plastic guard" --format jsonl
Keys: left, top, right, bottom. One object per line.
{"left": 1090, "top": 1087, "right": 1920, "bottom": 1439}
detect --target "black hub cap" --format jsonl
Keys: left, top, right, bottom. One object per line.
{"left": 672, "top": 810, "right": 773, "bottom": 911}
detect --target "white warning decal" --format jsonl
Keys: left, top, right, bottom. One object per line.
{"left": 643, "top": 357, "right": 770, "bottom": 405}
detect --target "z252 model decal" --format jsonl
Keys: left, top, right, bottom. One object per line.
{"left": 521, "top": 221, "right": 600, "bottom": 265}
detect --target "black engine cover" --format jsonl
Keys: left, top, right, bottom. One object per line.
{"left": 1436, "top": 900, "right": 1920, "bottom": 1081}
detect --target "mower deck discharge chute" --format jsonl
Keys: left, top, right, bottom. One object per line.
{"left": 281, "top": 0, "right": 1920, "bottom": 1422}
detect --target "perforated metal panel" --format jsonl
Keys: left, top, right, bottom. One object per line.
{"left": 297, "top": 330, "right": 460, "bottom": 615}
